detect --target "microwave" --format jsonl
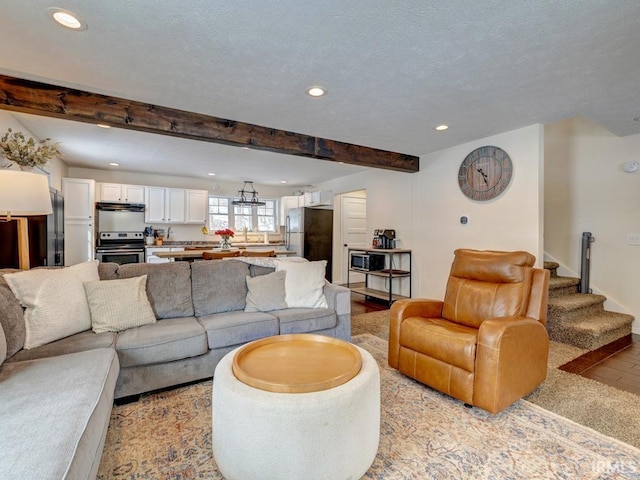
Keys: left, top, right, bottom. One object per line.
{"left": 350, "top": 252, "right": 386, "bottom": 272}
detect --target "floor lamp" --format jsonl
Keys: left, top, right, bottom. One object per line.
{"left": 0, "top": 170, "right": 53, "bottom": 270}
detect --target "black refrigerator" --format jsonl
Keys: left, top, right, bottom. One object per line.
{"left": 0, "top": 188, "right": 64, "bottom": 268}
{"left": 286, "top": 207, "right": 333, "bottom": 281}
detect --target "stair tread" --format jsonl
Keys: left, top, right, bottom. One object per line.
{"left": 544, "top": 261, "right": 559, "bottom": 269}
{"left": 548, "top": 292, "right": 607, "bottom": 311}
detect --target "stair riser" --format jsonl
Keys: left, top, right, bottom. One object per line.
{"left": 547, "top": 304, "right": 605, "bottom": 323}
{"left": 548, "top": 285, "right": 580, "bottom": 298}
{"left": 547, "top": 323, "right": 632, "bottom": 351}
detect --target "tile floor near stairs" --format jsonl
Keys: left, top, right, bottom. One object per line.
{"left": 351, "top": 294, "right": 640, "bottom": 396}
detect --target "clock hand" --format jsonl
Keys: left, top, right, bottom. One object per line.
{"left": 476, "top": 168, "right": 489, "bottom": 185}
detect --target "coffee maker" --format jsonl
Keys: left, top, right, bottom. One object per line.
{"left": 373, "top": 229, "right": 396, "bottom": 249}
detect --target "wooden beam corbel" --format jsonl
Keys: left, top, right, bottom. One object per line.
{"left": 0, "top": 74, "right": 419, "bottom": 173}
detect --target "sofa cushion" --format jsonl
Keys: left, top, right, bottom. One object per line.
{"left": 6, "top": 329, "right": 117, "bottom": 363}
{"left": 272, "top": 308, "right": 337, "bottom": 335}
{"left": 98, "top": 261, "right": 119, "bottom": 280}
{"left": 4, "top": 260, "right": 100, "bottom": 349}
{"left": 117, "top": 262, "right": 194, "bottom": 319}
{"left": 0, "top": 348, "right": 119, "bottom": 480}
{"left": 249, "top": 264, "right": 276, "bottom": 277}
{"left": 0, "top": 271, "right": 24, "bottom": 358}
{"left": 275, "top": 260, "right": 328, "bottom": 308}
{"left": 115, "top": 317, "right": 208, "bottom": 368}
{"left": 84, "top": 276, "right": 157, "bottom": 333}
{"left": 191, "top": 260, "right": 250, "bottom": 316}
{"left": 245, "top": 270, "right": 287, "bottom": 312}
{"left": 198, "top": 311, "right": 278, "bottom": 349}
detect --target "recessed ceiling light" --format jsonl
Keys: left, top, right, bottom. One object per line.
{"left": 208, "top": 173, "right": 216, "bottom": 176}
{"left": 242, "top": 147, "right": 250, "bottom": 150}
{"left": 96, "top": 124, "right": 111, "bottom": 129}
{"left": 306, "top": 86, "right": 326, "bottom": 97}
{"left": 280, "top": 180, "right": 288, "bottom": 184}
{"left": 49, "top": 8, "right": 86, "bottom": 30}
{"left": 109, "top": 162, "right": 119, "bottom": 167}
{"left": 435, "top": 124, "right": 449, "bottom": 131}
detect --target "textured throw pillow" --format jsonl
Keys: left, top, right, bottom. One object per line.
{"left": 84, "top": 275, "right": 157, "bottom": 333}
{"left": 0, "top": 322, "right": 6, "bottom": 366}
{"left": 4, "top": 261, "right": 100, "bottom": 349}
{"left": 244, "top": 270, "right": 288, "bottom": 312}
{"left": 275, "top": 260, "right": 328, "bottom": 308}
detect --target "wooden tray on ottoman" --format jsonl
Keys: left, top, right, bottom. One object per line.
{"left": 232, "top": 334, "right": 362, "bottom": 393}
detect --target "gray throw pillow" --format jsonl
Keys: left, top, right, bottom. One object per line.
{"left": 244, "top": 270, "right": 287, "bottom": 312}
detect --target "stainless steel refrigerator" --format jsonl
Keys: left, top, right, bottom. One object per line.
{"left": 286, "top": 207, "right": 333, "bottom": 281}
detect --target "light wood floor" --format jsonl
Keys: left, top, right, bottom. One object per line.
{"left": 352, "top": 294, "right": 640, "bottom": 396}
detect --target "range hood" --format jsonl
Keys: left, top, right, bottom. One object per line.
{"left": 96, "top": 202, "right": 145, "bottom": 212}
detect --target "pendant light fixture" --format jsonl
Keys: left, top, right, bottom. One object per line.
{"left": 231, "top": 181, "right": 266, "bottom": 206}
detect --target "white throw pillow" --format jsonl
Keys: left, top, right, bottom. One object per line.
{"left": 275, "top": 260, "right": 328, "bottom": 308}
{"left": 4, "top": 261, "right": 100, "bottom": 349}
{"left": 84, "top": 275, "right": 157, "bottom": 333}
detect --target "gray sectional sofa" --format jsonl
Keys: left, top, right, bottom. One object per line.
{"left": 0, "top": 259, "right": 351, "bottom": 480}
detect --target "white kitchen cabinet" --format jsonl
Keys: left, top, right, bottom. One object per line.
{"left": 62, "top": 178, "right": 95, "bottom": 265}
{"left": 63, "top": 178, "right": 95, "bottom": 220}
{"left": 280, "top": 195, "right": 303, "bottom": 226}
{"left": 145, "top": 246, "right": 184, "bottom": 263}
{"left": 144, "top": 187, "right": 186, "bottom": 223}
{"left": 303, "top": 190, "right": 333, "bottom": 207}
{"left": 99, "top": 183, "right": 145, "bottom": 203}
{"left": 185, "top": 189, "right": 208, "bottom": 224}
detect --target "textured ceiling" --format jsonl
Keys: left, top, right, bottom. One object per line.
{"left": 1, "top": 1, "right": 639, "bottom": 186}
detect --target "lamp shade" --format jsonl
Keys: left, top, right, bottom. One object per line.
{"left": 0, "top": 170, "right": 52, "bottom": 217}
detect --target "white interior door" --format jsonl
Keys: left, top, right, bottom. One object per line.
{"left": 336, "top": 192, "right": 368, "bottom": 284}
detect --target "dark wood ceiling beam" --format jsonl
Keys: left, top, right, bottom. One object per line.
{"left": 0, "top": 74, "right": 419, "bottom": 173}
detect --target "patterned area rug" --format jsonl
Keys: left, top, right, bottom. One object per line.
{"left": 98, "top": 334, "right": 640, "bottom": 479}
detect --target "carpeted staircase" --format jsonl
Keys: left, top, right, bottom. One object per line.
{"left": 544, "top": 261, "right": 634, "bottom": 350}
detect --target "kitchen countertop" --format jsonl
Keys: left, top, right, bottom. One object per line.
{"left": 154, "top": 249, "right": 298, "bottom": 259}
{"left": 146, "top": 241, "right": 286, "bottom": 249}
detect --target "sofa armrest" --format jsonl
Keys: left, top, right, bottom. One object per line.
{"left": 475, "top": 316, "right": 549, "bottom": 413}
{"left": 323, "top": 282, "right": 351, "bottom": 316}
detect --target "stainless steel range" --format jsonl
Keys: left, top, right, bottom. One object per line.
{"left": 96, "top": 231, "right": 145, "bottom": 264}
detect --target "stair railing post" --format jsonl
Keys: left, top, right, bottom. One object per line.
{"left": 579, "top": 232, "right": 595, "bottom": 294}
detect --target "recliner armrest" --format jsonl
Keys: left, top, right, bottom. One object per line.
{"left": 388, "top": 298, "right": 444, "bottom": 368}
{"left": 475, "top": 316, "right": 549, "bottom": 413}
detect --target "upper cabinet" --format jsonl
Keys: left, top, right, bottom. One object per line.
{"left": 303, "top": 191, "right": 333, "bottom": 207}
{"left": 98, "top": 183, "right": 145, "bottom": 203}
{"left": 62, "top": 178, "right": 95, "bottom": 220}
{"left": 185, "top": 189, "right": 208, "bottom": 224}
{"left": 280, "top": 195, "right": 304, "bottom": 226}
{"left": 145, "top": 187, "right": 183, "bottom": 223}
{"left": 145, "top": 187, "right": 207, "bottom": 224}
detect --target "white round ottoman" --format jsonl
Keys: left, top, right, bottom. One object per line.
{"left": 212, "top": 336, "right": 380, "bottom": 480}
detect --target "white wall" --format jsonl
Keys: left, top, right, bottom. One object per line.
{"left": 545, "top": 117, "right": 640, "bottom": 333}
{"left": 319, "top": 124, "right": 544, "bottom": 299}
{"left": 0, "top": 111, "right": 68, "bottom": 190}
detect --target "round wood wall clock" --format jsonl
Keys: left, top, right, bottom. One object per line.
{"left": 458, "top": 146, "right": 513, "bottom": 201}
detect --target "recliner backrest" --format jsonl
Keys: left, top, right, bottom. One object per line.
{"left": 442, "top": 249, "right": 536, "bottom": 328}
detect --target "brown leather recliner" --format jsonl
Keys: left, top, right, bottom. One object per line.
{"left": 388, "top": 249, "right": 550, "bottom": 414}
